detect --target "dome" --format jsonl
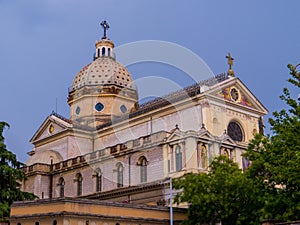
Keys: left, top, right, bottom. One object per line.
{"left": 70, "top": 57, "right": 135, "bottom": 92}
{"left": 26, "top": 150, "right": 63, "bottom": 166}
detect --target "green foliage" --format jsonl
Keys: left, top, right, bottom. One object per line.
{"left": 174, "top": 156, "right": 260, "bottom": 225}
{"left": 244, "top": 64, "right": 300, "bottom": 221}
{"left": 0, "top": 122, "right": 35, "bottom": 220}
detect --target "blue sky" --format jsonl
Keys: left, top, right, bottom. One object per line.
{"left": 1, "top": 0, "right": 299, "bottom": 162}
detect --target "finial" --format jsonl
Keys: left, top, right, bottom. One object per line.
{"left": 201, "top": 123, "right": 206, "bottom": 129}
{"left": 226, "top": 52, "right": 235, "bottom": 77}
{"left": 100, "top": 20, "right": 110, "bottom": 39}
{"left": 175, "top": 124, "right": 179, "bottom": 130}
{"left": 224, "top": 129, "right": 227, "bottom": 134}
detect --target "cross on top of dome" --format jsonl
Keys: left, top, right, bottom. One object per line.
{"left": 101, "top": 20, "right": 110, "bottom": 39}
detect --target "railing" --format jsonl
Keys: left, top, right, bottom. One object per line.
{"left": 24, "top": 131, "right": 168, "bottom": 174}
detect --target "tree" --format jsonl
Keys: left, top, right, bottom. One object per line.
{"left": 0, "top": 122, "right": 35, "bottom": 220}
{"left": 173, "top": 156, "right": 260, "bottom": 225}
{"left": 244, "top": 64, "right": 300, "bottom": 221}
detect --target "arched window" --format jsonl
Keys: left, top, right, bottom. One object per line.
{"left": 227, "top": 121, "right": 243, "bottom": 142}
{"left": 117, "top": 163, "right": 123, "bottom": 188}
{"left": 138, "top": 156, "right": 147, "bottom": 183}
{"left": 97, "top": 48, "right": 100, "bottom": 57}
{"left": 95, "top": 169, "right": 102, "bottom": 192}
{"left": 102, "top": 47, "right": 105, "bottom": 56}
{"left": 76, "top": 173, "right": 83, "bottom": 196}
{"left": 58, "top": 177, "right": 65, "bottom": 197}
{"left": 175, "top": 145, "right": 182, "bottom": 172}
{"left": 53, "top": 220, "right": 57, "bottom": 225}
{"left": 35, "top": 222, "right": 39, "bottom": 225}
{"left": 108, "top": 48, "right": 111, "bottom": 57}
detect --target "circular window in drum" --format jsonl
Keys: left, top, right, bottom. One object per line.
{"left": 75, "top": 106, "right": 81, "bottom": 115}
{"left": 95, "top": 102, "right": 104, "bottom": 112}
{"left": 227, "top": 121, "right": 243, "bottom": 142}
{"left": 120, "top": 104, "right": 127, "bottom": 113}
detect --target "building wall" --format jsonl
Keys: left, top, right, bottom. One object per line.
{"left": 10, "top": 199, "right": 187, "bottom": 225}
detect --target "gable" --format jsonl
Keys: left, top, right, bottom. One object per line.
{"left": 30, "top": 114, "right": 72, "bottom": 144}
{"left": 206, "top": 77, "right": 268, "bottom": 115}
{"left": 197, "top": 124, "right": 214, "bottom": 140}
{"left": 218, "top": 133, "right": 237, "bottom": 147}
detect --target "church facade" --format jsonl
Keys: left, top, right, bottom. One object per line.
{"left": 20, "top": 21, "right": 267, "bottom": 206}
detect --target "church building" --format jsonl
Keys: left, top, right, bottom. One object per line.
{"left": 11, "top": 20, "right": 267, "bottom": 224}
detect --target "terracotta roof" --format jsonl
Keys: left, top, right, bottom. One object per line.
{"left": 50, "top": 111, "right": 72, "bottom": 124}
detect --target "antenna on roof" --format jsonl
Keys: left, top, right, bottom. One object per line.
{"left": 55, "top": 97, "right": 58, "bottom": 114}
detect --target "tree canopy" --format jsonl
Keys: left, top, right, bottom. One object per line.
{"left": 0, "top": 122, "right": 35, "bottom": 220}
{"left": 174, "top": 156, "right": 260, "bottom": 225}
{"left": 244, "top": 64, "right": 300, "bottom": 221}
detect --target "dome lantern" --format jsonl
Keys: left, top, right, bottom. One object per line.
{"left": 94, "top": 20, "right": 115, "bottom": 60}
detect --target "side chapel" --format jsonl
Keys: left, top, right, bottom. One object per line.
{"left": 20, "top": 21, "right": 267, "bottom": 206}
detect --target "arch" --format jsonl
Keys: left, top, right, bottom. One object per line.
{"left": 95, "top": 168, "right": 102, "bottom": 192}
{"left": 138, "top": 156, "right": 147, "bottom": 183}
{"left": 175, "top": 145, "right": 182, "bottom": 172}
{"left": 75, "top": 173, "right": 83, "bottom": 196}
{"left": 108, "top": 48, "right": 111, "bottom": 57}
{"left": 35, "top": 222, "right": 39, "bottom": 225}
{"left": 102, "top": 47, "right": 105, "bottom": 56}
{"left": 116, "top": 163, "right": 123, "bottom": 188}
{"left": 53, "top": 220, "right": 57, "bottom": 225}
{"left": 227, "top": 120, "right": 244, "bottom": 142}
{"left": 97, "top": 48, "right": 100, "bottom": 57}
{"left": 58, "top": 177, "right": 65, "bottom": 197}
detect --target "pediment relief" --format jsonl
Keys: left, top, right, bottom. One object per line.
{"left": 216, "top": 86, "right": 253, "bottom": 107}
{"left": 206, "top": 78, "right": 268, "bottom": 114}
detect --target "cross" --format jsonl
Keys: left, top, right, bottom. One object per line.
{"left": 226, "top": 52, "right": 234, "bottom": 69}
{"left": 226, "top": 52, "right": 235, "bottom": 76}
{"left": 100, "top": 20, "right": 110, "bottom": 39}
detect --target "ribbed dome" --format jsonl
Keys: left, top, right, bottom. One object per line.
{"left": 70, "top": 57, "right": 135, "bottom": 92}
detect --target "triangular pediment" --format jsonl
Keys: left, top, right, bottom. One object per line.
{"left": 166, "top": 128, "right": 185, "bottom": 143}
{"left": 218, "top": 133, "right": 237, "bottom": 147}
{"left": 30, "top": 113, "right": 72, "bottom": 144}
{"left": 198, "top": 126, "right": 214, "bottom": 140}
{"left": 205, "top": 77, "right": 268, "bottom": 115}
